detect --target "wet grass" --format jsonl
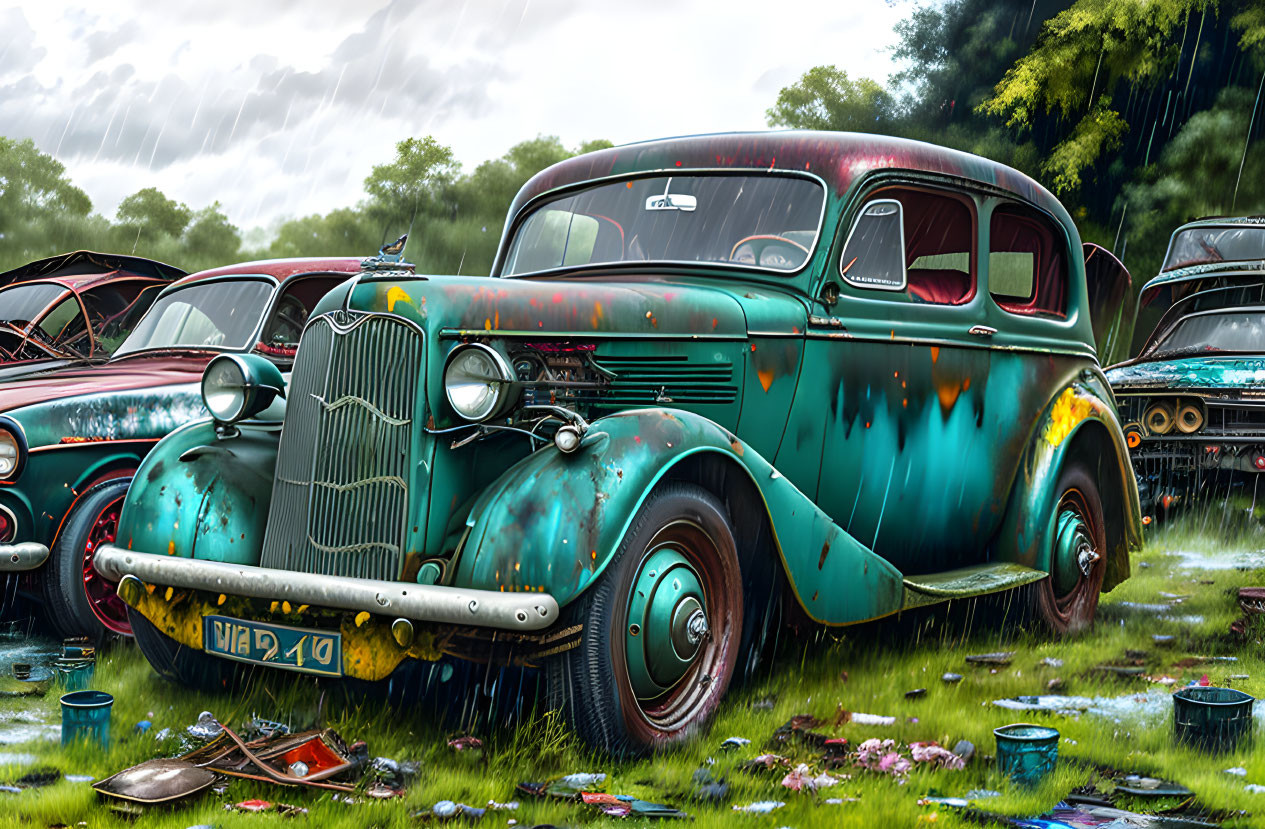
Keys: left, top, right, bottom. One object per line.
{"left": 1, "top": 506, "right": 1264, "bottom": 827}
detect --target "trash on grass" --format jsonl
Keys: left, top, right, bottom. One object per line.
{"left": 92, "top": 759, "right": 216, "bottom": 806}
{"left": 966, "top": 652, "right": 1014, "bottom": 665}
{"left": 781, "top": 763, "right": 844, "bottom": 791}
{"left": 719, "top": 736, "right": 751, "bottom": 751}
{"left": 186, "top": 711, "right": 222, "bottom": 741}
{"left": 732, "top": 800, "right": 784, "bottom": 813}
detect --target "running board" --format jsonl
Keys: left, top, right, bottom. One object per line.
{"left": 901, "top": 563, "right": 1047, "bottom": 610}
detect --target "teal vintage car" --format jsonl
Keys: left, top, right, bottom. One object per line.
{"left": 98, "top": 132, "right": 1141, "bottom": 755}
{"left": 0, "top": 256, "right": 365, "bottom": 642}
{"left": 1108, "top": 218, "right": 1265, "bottom": 512}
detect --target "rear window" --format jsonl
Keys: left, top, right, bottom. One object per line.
{"left": 1164, "top": 225, "right": 1265, "bottom": 271}
{"left": 504, "top": 174, "right": 825, "bottom": 275}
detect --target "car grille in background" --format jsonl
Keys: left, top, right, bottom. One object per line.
{"left": 260, "top": 312, "right": 422, "bottom": 580}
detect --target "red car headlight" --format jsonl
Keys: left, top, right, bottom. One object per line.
{"left": 0, "top": 506, "right": 14, "bottom": 543}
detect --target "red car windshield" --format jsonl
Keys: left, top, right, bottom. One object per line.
{"left": 114, "top": 279, "right": 274, "bottom": 356}
{"left": 0, "top": 282, "right": 68, "bottom": 328}
{"left": 503, "top": 173, "right": 825, "bottom": 276}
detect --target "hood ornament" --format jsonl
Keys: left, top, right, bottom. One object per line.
{"left": 361, "top": 234, "right": 416, "bottom": 272}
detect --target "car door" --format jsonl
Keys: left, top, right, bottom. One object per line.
{"left": 777, "top": 179, "right": 1000, "bottom": 576}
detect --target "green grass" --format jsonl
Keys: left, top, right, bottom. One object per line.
{"left": 3, "top": 508, "right": 1265, "bottom": 827}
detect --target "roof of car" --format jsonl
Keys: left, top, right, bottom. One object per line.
{"left": 173, "top": 257, "right": 366, "bottom": 288}
{"left": 0, "top": 250, "right": 186, "bottom": 290}
{"left": 507, "top": 130, "right": 1069, "bottom": 229}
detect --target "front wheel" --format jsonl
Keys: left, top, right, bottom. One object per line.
{"left": 546, "top": 483, "right": 744, "bottom": 756}
{"left": 1029, "top": 463, "right": 1107, "bottom": 635}
{"left": 41, "top": 477, "right": 133, "bottom": 643}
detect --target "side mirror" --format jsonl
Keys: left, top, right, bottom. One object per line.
{"left": 201, "top": 353, "right": 287, "bottom": 425}
{"left": 819, "top": 281, "right": 841, "bottom": 308}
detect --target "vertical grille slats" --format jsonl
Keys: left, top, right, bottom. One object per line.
{"left": 261, "top": 312, "right": 423, "bottom": 580}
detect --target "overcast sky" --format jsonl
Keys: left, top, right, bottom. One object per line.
{"left": 1, "top": 0, "right": 913, "bottom": 233}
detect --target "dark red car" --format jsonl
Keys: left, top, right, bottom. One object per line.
{"left": 0, "top": 251, "right": 186, "bottom": 381}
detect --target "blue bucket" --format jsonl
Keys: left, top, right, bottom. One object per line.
{"left": 994, "top": 723, "right": 1059, "bottom": 785}
{"left": 60, "top": 690, "right": 113, "bottom": 747}
{"left": 56, "top": 661, "right": 94, "bottom": 691}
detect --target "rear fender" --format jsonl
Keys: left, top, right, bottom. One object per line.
{"left": 117, "top": 420, "right": 279, "bottom": 566}
{"left": 454, "top": 408, "right": 904, "bottom": 624}
{"left": 994, "top": 374, "right": 1142, "bottom": 590}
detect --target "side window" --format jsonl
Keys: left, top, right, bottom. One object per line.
{"left": 258, "top": 276, "right": 346, "bottom": 357}
{"left": 81, "top": 282, "right": 164, "bottom": 354}
{"left": 36, "top": 295, "right": 90, "bottom": 356}
{"left": 840, "top": 187, "right": 976, "bottom": 305}
{"left": 989, "top": 204, "right": 1067, "bottom": 318}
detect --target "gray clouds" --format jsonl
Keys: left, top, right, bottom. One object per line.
{"left": 1, "top": 0, "right": 908, "bottom": 229}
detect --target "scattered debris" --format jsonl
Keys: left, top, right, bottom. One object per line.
{"left": 690, "top": 767, "right": 729, "bottom": 803}
{"left": 718, "top": 736, "right": 750, "bottom": 751}
{"left": 941, "top": 673, "right": 963, "bottom": 684}
{"left": 228, "top": 800, "right": 308, "bottom": 816}
{"left": 950, "top": 740, "right": 975, "bottom": 765}
{"left": 432, "top": 800, "right": 487, "bottom": 819}
{"left": 1152, "top": 635, "right": 1176, "bottom": 646}
{"left": 93, "top": 760, "right": 215, "bottom": 806}
{"left": 517, "top": 773, "right": 607, "bottom": 799}
{"left": 966, "top": 652, "right": 1014, "bottom": 665}
{"left": 741, "top": 754, "right": 789, "bottom": 772}
{"left": 781, "top": 763, "right": 844, "bottom": 791}
{"left": 1115, "top": 775, "right": 1194, "bottom": 798}
{"left": 186, "top": 712, "right": 222, "bottom": 741}
{"left": 732, "top": 800, "right": 784, "bottom": 814}
{"left": 1039, "top": 657, "right": 1064, "bottom": 668}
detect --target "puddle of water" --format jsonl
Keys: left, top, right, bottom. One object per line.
{"left": 995, "top": 692, "right": 1264, "bottom": 729}
{"left": 1171, "top": 549, "right": 1265, "bottom": 572}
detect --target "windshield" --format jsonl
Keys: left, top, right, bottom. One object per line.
{"left": 1151, "top": 310, "right": 1265, "bottom": 358}
{"left": 503, "top": 174, "right": 826, "bottom": 275}
{"left": 0, "top": 282, "right": 69, "bottom": 328}
{"left": 114, "top": 279, "right": 274, "bottom": 356}
{"left": 1163, "top": 225, "right": 1265, "bottom": 271}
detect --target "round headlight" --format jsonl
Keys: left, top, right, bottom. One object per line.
{"left": 444, "top": 344, "right": 513, "bottom": 421}
{"left": 0, "top": 430, "right": 17, "bottom": 478}
{"left": 202, "top": 357, "right": 247, "bottom": 422}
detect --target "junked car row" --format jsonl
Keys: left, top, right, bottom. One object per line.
{"left": 0, "top": 130, "right": 1242, "bottom": 755}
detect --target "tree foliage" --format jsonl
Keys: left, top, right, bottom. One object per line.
{"left": 766, "top": 66, "right": 897, "bottom": 131}
{"left": 116, "top": 187, "right": 192, "bottom": 241}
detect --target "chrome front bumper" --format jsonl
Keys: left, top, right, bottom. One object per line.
{"left": 0, "top": 542, "right": 49, "bottom": 572}
{"left": 93, "top": 545, "right": 558, "bottom": 632}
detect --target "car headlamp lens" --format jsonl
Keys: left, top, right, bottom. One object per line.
{"left": 0, "top": 431, "right": 17, "bottom": 478}
{"left": 445, "top": 345, "right": 512, "bottom": 421}
{"left": 202, "top": 357, "right": 247, "bottom": 422}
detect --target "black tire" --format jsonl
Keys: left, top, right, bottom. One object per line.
{"left": 129, "top": 607, "right": 249, "bottom": 691}
{"left": 41, "top": 477, "right": 133, "bottom": 644}
{"left": 546, "top": 483, "right": 744, "bottom": 757}
{"left": 1029, "top": 462, "right": 1107, "bottom": 635}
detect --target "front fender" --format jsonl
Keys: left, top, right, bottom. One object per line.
{"left": 994, "top": 374, "right": 1142, "bottom": 591}
{"left": 117, "top": 420, "right": 280, "bottom": 566}
{"left": 454, "top": 408, "right": 905, "bottom": 624}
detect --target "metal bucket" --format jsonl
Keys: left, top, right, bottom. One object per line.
{"left": 56, "top": 660, "right": 94, "bottom": 691}
{"left": 60, "top": 690, "right": 113, "bottom": 747}
{"left": 1173, "top": 686, "right": 1255, "bottom": 751}
{"left": 994, "top": 723, "right": 1059, "bottom": 785}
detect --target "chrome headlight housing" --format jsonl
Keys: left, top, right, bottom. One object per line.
{"left": 0, "top": 419, "right": 26, "bottom": 481}
{"left": 444, "top": 344, "right": 515, "bottom": 421}
{"left": 201, "top": 354, "right": 286, "bottom": 425}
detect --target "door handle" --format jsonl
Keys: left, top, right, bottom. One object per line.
{"left": 968, "top": 325, "right": 997, "bottom": 338}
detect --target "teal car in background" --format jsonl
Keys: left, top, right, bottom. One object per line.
{"left": 1108, "top": 218, "right": 1265, "bottom": 513}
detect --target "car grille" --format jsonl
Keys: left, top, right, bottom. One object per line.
{"left": 260, "top": 311, "right": 423, "bottom": 580}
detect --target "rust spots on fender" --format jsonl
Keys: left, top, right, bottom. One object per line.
{"left": 757, "top": 368, "right": 775, "bottom": 392}
{"left": 930, "top": 346, "right": 939, "bottom": 364}
{"left": 817, "top": 538, "right": 831, "bottom": 569}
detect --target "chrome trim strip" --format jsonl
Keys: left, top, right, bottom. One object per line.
{"left": 0, "top": 542, "right": 49, "bottom": 572}
{"left": 94, "top": 545, "right": 557, "bottom": 631}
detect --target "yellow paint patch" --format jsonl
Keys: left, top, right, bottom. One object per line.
{"left": 1045, "top": 387, "right": 1094, "bottom": 447}
{"left": 386, "top": 285, "right": 412, "bottom": 312}
{"left": 167, "top": 540, "right": 175, "bottom": 556}
{"left": 282, "top": 601, "right": 291, "bottom": 614}
{"left": 355, "top": 611, "right": 371, "bottom": 627}
{"left": 164, "top": 586, "right": 174, "bottom": 601}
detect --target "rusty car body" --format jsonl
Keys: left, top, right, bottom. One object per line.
{"left": 100, "top": 132, "right": 1142, "bottom": 755}
{"left": 0, "top": 250, "right": 185, "bottom": 381}
{"left": 1108, "top": 217, "right": 1265, "bottom": 512}
{"left": 0, "top": 256, "right": 365, "bottom": 642}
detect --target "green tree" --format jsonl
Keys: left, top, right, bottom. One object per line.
{"left": 363, "top": 136, "right": 459, "bottom": 239}
{"left": 182, "top": 202, "right": 241, "bottom": 267}
{"left": 115, "top": 187, "right": 192, "bottom": 241}
{"left": 268, "top": 207, "right": 378, "bottom": 259}
{"left": 765, "top": 66, "right": 896, "bottom": 132}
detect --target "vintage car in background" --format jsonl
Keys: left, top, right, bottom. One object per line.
{"left": 1108, "top": 218, "right": 1265, "bottom": 512}
{"left": 0, "top": 256, "right": 365, "bottom": 643}
{"left": 0, "top": 251, "right": 186, "bottom": 381}
{"left": 99, "top": 132, "right": 1141, "bottom": 756}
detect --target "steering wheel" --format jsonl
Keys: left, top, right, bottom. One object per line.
{"left": 730, "top": 235, "right": 811, "bottom": 269}
{"left": 266, "top": 295, "right": 309, "bottom": 344}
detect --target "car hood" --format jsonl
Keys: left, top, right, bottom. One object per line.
{"left": 345, "top": 273, "right": 754, "bottom": 338}
{"left": 0, "top": 354, "right": 212, "bottom": 416}
{"left": 1106, "top": 356, "right": 1265, "bottom": 392}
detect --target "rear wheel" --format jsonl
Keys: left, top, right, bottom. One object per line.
{"left": 1030, "top": 463, "right": 1106, "bottom": 635}
{"left": 41, "top": 477, "right": 132, "bottom": 643}
{"left": 547, "top": 483, "right": 743, "bottom": 756}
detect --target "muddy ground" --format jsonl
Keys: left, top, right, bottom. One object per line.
{"left": 0, "top": 509, "right": 1262, "bottom": 827}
